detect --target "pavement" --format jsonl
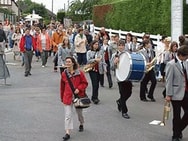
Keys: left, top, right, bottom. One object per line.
{"left": 0, "top": 51, "right": 187, "bottom": 141}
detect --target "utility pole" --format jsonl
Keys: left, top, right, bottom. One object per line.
{"left": 67, "top": 0, "right": 70, "bottom": 12}
{"left": 52, "top": 0, "right": 54, "bottom": 14}
{"left": 171, "top": 0, "right": 183, "bottom": 42}
{"left": 17, "top": 0, "right": 20, "bottom": 22}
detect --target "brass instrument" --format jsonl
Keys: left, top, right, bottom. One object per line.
{"left": 83, "top": 61, "right": 98, "bottom": 72}
{"left": 146, "top": 56, "right": 157, "bottom": 73}
{"left": 160, "top": 101, "right": 171, "bottom": 126}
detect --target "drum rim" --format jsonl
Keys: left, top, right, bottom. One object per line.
{"left": 125, "top": 52, "right": 133, "bottom": 81}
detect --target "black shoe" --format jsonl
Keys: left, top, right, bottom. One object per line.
{"left": 79, "top": 125, "right": 84, "bottom": 132}
{"left": 109, "top": 84, "right": 113, "bottom": 88}
{"left": 116, "top": 100, "right": 121, "bottom": 112}
{"left": 24, "top": 73, "right": 28, "bottom": 77}
{"left": 179, "top": 132, "right": 183, "bottom": 139}
{"left": 92, "top": 99, "right": 100, "bottom": 104}
{"left": 63, "top": 134, "right": 70, "bottom": 141}
{"left": 141, "top": 98, "right": 148, "bottom": 102}
{"left": 172, "top": 138, "right": 180, "bottom": 141}
{"left": 147, "top": 96, "right": 156, "bottom": 102}
{"left": 28, "top": 72, "right": 32, "bottom": 75}
{"left": 122, "top": 113, "right": 130, "bottom": 119}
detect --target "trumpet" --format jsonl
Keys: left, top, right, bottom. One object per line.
{"left": 160, "top": 101, "right": 171, "bottom": 126}
{"left": 83, "top": 61, "right": 98, "bottom": 72}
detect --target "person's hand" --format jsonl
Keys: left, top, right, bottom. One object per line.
{"left": 95, "top": 58, "right": 101, "bottom": 62}
{"left": 74, "top": 89, "right": 79, "bottom": 94}
{"left": 62, "top": 64, "right": 65, "bottom": 68}
{"left": 165, "top": 95, "right": 172, "bottom": 102}
{"left": 114, "top": 57, "right": 119, "bottom": 65}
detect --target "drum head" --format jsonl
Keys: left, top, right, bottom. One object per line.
{"left": 116, "top": 52, "right": 131, "bottom": 81}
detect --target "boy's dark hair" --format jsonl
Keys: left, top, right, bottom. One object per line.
{"left": 177, "top": 45, "right": 188, "bottom": 56}
{"left": 117, "top": 40, "right": 125, "bottom": 46}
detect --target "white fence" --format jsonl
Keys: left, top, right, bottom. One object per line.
{"left": 94, "top": 26, "right": 162, "bottom": 47}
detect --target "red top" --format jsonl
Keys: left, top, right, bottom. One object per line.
{"left": 19, "top": 35, "right": 36, "bottom": 52}
{"left": 60, "top": 70, "right": 88, "bottom": 105}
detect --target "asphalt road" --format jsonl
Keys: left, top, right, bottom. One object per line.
{"left": 0, "top": 52, "right": 187, "bottom": 141}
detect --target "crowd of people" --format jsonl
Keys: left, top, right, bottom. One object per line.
{"left": 0, "top": 19, "right": 188, "bottom": 141}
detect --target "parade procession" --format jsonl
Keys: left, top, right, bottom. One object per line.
{"left": 0, "top": 0, "right": 188, "bottom": 141}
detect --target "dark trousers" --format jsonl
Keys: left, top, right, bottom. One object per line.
{"left": 99, "top": 60, "right": 113, "bottom": 87}
{"left": 53, "top": 52, "right": 58, "bottom": 70}
{"left": 24, "top": 50, "right": 33, "bottom": 74}
{"left": 171, "top": 94, "right": 188, "bottom": 138}
{"left": 35, "top": 49, "right": 41, "bottom": 57}
{"left": 117, "top": 81, "right": 132, "bottom": 114}
{"left": 77, "top": 53, "right": 87, "bottom": 65}
{"left": 105, "top": 60, "right": 113, "bottom": 87}
{"left": 140, "top": 69, "right": 156, "bottom": 99}
{"left": 99, "top": 74, "right": 104, "bottom": 86}
{"left": 41, "top": 50, "right": 48, "bottom": 66}
{"left": 89, "top": 71, "right": 100, "bottom": 100}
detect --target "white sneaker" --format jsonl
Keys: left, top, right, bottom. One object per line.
{"left": 42, "top": 65, "right": 45, "bottom": 68}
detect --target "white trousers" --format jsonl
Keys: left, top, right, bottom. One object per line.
{"left": 64, "top": 104, "right": 84, "bottom": 130}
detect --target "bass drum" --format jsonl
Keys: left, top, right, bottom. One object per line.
{"left": 116, "top": 52, "right": 146, "bottom": 82}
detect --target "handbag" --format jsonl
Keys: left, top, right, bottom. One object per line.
{"left": 65, "top": 70, "right": 91, "bottom": 108}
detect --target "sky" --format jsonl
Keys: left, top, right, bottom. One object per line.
{"left": 31, "top": 0, "right": 68, "bottom": 14}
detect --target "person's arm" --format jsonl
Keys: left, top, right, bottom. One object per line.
{"left": 3, "top": 30, "right": 7, "bottom": 42}
{"left": 76, "top": 71, "right": 88, "bottom": 94}
{"left": 165, "top": 62, "right": 174, "bottom": 102}
{"left": 60, "top": 73, "right": 65, "bottom": 102}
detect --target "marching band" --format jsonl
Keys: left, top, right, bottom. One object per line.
{"left": 2, "top": 21, "right": 188, "bottom": 141}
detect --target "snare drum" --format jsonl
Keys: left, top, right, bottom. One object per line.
{"left": 116, "top": 52, "right": 146, "bottom": 81}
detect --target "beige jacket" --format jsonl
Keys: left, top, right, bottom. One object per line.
{"left": 74, "top": 34, "right": 87, "bottom": 53}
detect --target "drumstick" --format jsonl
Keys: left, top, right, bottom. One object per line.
{"left": 115, "top": 51, "right": 119, "bottom": 68}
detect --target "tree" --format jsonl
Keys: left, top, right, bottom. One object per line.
{"left": 67, "top": 0, "right": 101, "bottom": 21}
{"left": 57, "top": 11, "right": 66, "bottom": 24}
{"left": 17, "top": 0, "right": 50, "bottom": 22}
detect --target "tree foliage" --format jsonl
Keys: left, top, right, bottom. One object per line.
{"left": 17, "top": 0, "right": 50, "bottom": 21}
{"left": 57, "top": 11, "right": 66, "bottom": 24}
{"left": 67, "top": 0, "right": 100, "bottom": 21}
